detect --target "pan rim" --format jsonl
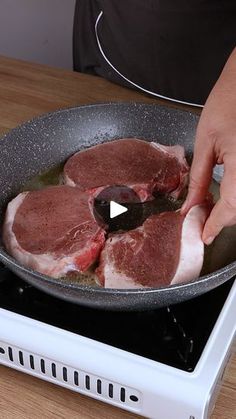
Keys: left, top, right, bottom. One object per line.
{"left": 0, "top": 102, "right": 235, "bottom": 295}
{"left": 0, "top": 101, "right": 199, "bottom": 143}
{"left": 0, "top": 248, "right": 235, "bottom": 296}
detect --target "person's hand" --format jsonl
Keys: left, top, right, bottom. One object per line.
{"left": 181, "top": 48, "right": 236, "bottom": 245}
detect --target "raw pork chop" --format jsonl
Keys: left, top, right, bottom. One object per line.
{"left": 64, "top": 138, "right": 189, "bottom": 201}
{"left": 3, "top": 186, "right": 105, "bottom": 278}
{"left": 96, "top": 205, "right": 209, "bottom": 289}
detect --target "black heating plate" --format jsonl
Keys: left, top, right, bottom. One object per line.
{"left": 0, "top": 262, "right": 234, "bottom": 372}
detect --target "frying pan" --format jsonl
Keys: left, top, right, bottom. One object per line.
{"left": 0, "top": 102, "right": 235, "bottom": 310}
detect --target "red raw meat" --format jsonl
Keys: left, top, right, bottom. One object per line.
{"left": 96, "top": 205, "right": 209, "bottom": 289}
{"left": 3, "top": 186, "right": 105, "bottom": 278}
{"left": 64, "top": 138, "right": 189, "bottom": 201}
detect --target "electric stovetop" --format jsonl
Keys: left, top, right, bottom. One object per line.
{"left": 0, "top": 262, "right": 234, "bottom": 372}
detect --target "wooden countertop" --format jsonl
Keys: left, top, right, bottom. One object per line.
{"left": 0, "top": 55, "right": 235, "bottom": 419}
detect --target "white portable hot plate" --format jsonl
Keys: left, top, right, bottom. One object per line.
{"left": 0, "top": 262, "right": 235, "bottom": 419}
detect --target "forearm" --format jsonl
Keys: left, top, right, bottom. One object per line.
{"left": 218, "top": 46, "right": 236, "bottom": 80}
{"left": 205, "top": 47, "right": 236, "bottom": 109}
{"left": 198, "top": 47, "right": 236, "bottom": 162}
{"left": 182, "top": 46, "right": 236, "bottom": 244}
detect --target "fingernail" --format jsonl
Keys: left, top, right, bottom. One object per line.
{"left": 181, "top": 201, "right": 190, "bottom": 215}
{"left": 204, "top": 236, "right": 214, "bottom": 245}
{"left": 181, "top": 201, "right": 187, "bottom": 211}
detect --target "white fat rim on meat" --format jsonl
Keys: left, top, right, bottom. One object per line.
{"left": 103, "top": 235, "right": 145, "bottom": 289}
{"left": 63, "top": 173, "right": 76, "bottom": 187}
{"left": 95, "top": 11, "right": 204, "bottom": 108}
{"left": 2, "top": 193, "right": 86, "bottom": 278}
{"left": 170, "top": 205, "right": 208, "bottom": 285}
{"left": 151, "top": 142, "right": 187, "bottom": 164}
{"left": 151, "top": 142, "right": 190, "bottom": 199}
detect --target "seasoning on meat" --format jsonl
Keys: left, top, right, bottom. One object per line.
{"left": 64, "top": 138, "right": 189, "bottom": 201}
{"left": 96, "top": 205, "right": 209, "bottom": 288}
{"left": 3, "top": 185, "right": 105, "bottom": 278}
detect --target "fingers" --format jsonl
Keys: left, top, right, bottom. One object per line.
{"left": 202, "top": 153, "right": 236, "bottom": 244}
{"left": 202, "top": 199, "right": 236, "bottom": 244}
{"left": 181, "top": 127, "right": 236, "bottom": 245}
{"left": 181, "top": 131, "right": 215, "bottom": 214}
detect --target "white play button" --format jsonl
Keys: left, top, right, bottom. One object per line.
{"left": 110, "top": 201, "right": 128, "bottom": 219}
{"left": 93, "top": 186, "right": 142, "bottom": 231}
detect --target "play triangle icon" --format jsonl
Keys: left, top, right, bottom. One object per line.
{"left": 110, "top": 201, "right": 128, "bottom": 219}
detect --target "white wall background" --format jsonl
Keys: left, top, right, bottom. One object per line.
{"left": 0, "top": 0, "right": 76, "bottom": 69}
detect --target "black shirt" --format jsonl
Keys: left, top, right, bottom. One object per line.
{"left": 73, "top": 0, "right": 236, "bottom": 106}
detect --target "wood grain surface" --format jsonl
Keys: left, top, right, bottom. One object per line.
{"left": 0, "top": 55, "right": 235, "bottom": 419}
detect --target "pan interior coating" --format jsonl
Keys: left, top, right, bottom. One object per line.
{"left": 0, "top": 103, "right": 235, "bottom": 310}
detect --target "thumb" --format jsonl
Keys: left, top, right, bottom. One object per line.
{"left": 202, "top": 198, "right": 236, "bottom": 244}
{"left": 181, "top": 133, "right": 215, "bottom": 214}
{"left": 202, "top": 154, "right": 236, "bottom": 244}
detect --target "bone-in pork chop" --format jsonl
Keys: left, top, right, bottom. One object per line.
{"left": 64, "top": 138, "right": 189, "bottom": 201}
{"left": 96, "top": 205, "right": 209, "bottom": 288}
{"left": 3, "top": 186, "right": 105, "bottom": 278}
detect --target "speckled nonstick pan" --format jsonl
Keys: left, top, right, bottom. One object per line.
{"left": 0, "top": 103, "right": 236, "bottom": 310}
